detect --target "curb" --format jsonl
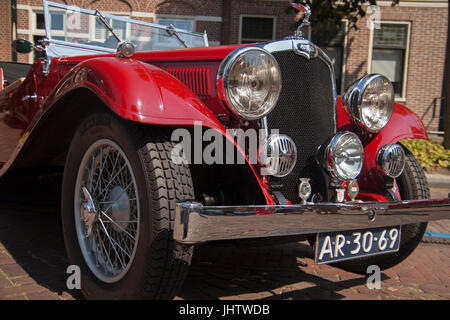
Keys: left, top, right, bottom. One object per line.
{"left": 421, "top": 236, "right": 450, "bottom": 245}
{"left": 425, "top": 173, "right": 450, "bottom": 190}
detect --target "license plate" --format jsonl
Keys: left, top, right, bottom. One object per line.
{"left": 315, "top": 226, "right": 401, "bottom": 264}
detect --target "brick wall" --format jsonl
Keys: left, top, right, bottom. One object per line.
{"left": 0, "top": 1, "right": 12, "bottom": 62}
{"left": 222, "top": 0, "right": 296, "bottom": 44}
{"left": 0, "top": 0, "right": 447, "bottom": 132}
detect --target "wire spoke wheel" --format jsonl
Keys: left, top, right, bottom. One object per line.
{"left": 74, "top": 139, "right": 140, "bottom": 283}
{"left": 63, "top": 113, "right": 194, "bottom": 299}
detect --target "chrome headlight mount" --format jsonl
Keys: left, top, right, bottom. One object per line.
{"left": 343, "top": 74, "right": 395, "bottom": 133}
{"left": 320, "top": 132, "right": 364, "bottom": 182}
{"left": 217, "top": 47, "right": 282, "bottom": 120}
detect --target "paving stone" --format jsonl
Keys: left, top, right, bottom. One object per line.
{"left": 1, "top": 294, "right": 28, "bottom": 300}
{"left": 0, "top": 252, "right": 14, "bottom": 265}
{"left": 0, "top": 284, "right": 46, "bottom": 298}
{"left": 26, "top": 291, "right": 61, "bottom": 300}
{"left": 0, "top": 264, "right": 28, "bottom": 278}
{"left": 0, "top": 274, "right": 13, "bottom": 288}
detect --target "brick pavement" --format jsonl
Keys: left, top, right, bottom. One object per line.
{"left": 176, "top": 241, "right": 449, "bottom": 300}
{"left": 0, "top": 186, "right": 448, "bottom": 300}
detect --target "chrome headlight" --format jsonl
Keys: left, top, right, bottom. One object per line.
{"left": 322, "top": 132, "right": 364, "bottom": 181}
{"left": 343, "top": 74, "right": 394, "bottom": 133}
{"left": 259, "top": 134, "right": 297, "bottom": 177}
{"left": 218, "top": 47, "right": 281, "bottom": 120}
{"left": 377, "top": 144, "right": 405, "bottom": 178}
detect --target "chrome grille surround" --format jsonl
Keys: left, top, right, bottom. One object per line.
{"left": 260, "top": 39, "right": 338, "bottom": 133}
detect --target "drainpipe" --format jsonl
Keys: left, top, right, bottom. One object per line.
{"left": 11, "top": 0, "right": 17, "bottom": 62}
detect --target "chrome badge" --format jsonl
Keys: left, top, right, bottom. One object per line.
{"left": 298, "top": 178, "right": 312, "bottom": 204}
{"left": 347, "top": 180, "right": 359, "bottom": 202}
{"left": 295, "top": 42, "right": 318, "bottom": 59}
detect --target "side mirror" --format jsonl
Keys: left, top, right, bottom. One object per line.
{"left": 11, "top": 38, "right": 34, "bottom": 54}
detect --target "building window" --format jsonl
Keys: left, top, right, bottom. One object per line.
{"left": 312, "top": 22, "right": 347, "bottom": 95}
{"left": 50, "top": 11, "right": 65, "bottom": 31}
{"left": 240, "top": 16, "right": 275, "bottom": 44}
{"left": 370, "top": 23, "right": 410, "bottom": 98}
{"left": 36, "top": 12, "right": 46, "bottom": 30}
{"left": 35, "top": 11, "right": 64, "bottom": 31}
{"left": 94, "top": 17, "right": 127, "bottom": 42}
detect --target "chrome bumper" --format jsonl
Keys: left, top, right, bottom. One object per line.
{"left": 174, "top": 198, "right": 450, "bottom": 244}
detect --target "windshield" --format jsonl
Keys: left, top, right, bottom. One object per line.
{"left": 43, "top": 1, "right": 208, "bottom": 57}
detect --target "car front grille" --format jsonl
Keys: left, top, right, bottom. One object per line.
{"left": 267, "top": 50, "right": 336, "bottom": 203}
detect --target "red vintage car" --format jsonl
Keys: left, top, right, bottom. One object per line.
{"left": 0, "top": 1, "right": 449, "bottom": 299}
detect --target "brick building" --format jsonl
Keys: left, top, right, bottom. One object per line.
{"left": 0, "top": 0, "right": 448, "bottom": 133}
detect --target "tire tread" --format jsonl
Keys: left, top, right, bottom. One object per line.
{"left": 135, "top": 128, "right": 194, "bottom": 300}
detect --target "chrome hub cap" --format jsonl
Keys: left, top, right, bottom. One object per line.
{"left": 74, "top": 139, "right": 140, "bottom": 283}
{"left": 106, "top": 186, "right": 131, "bottom": 232}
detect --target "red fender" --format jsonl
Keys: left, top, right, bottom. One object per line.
{"left": 12, "top": 57, "right": 273, "bottom": 204}
{"left": 47, "top": 57, "right": 222, "bottom": 128}
{"left": 337, "top": 97, "right": 428, "bottom": 192}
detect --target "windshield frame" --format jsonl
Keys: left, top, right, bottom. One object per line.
{"left": 43, "top": 0, "right": 209, "bottom": 57}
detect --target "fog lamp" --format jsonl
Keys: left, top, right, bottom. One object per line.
{"left": 259, "top": 134, "right": 297, "bottom": 177}
{"left": 322, "top": 132, "right": 364, "bottom": 181}
{"left": 377, "top": 144, "right": 405, "bottom": 178}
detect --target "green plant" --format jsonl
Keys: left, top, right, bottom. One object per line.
{"left": 400, "top": 139, "right": 450, "bottom": 172}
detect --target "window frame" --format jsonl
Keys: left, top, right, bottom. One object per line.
{"left": 312, "top": 20, "right": 348, "bottom": 95}
{"left": 368, "top": 21, "right": 411, "bottom": 101}
{"left": 33, "top": 10, "right": 66, "bottom": 38}
{"left": 238, "top": 15, "right": 276, "bottom": 44}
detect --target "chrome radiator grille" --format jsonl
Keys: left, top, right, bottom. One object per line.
{"left": 267, "top": 50, "right": 336, "bottom": 203}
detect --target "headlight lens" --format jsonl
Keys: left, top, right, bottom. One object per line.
{"left": 343, "top": 74, "right": 394, "bottom": 132}
{"left": 323, "top": 132, "right": 364, "bottom": 181}
{"left": 218, "top": 48, "right": 281, "bottom": 120}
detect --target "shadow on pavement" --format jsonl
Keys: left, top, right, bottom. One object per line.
{"left": 0, "top": 201, "right": 84, "bottom": 299}
{"left": 0, "top": 172, "right": 388, "bottom": 300}
{"left": 178, "top": 242, "right": 389, "bottom": 300}
{"left": 0, "top": 170, "right": 84, "bottom": 299}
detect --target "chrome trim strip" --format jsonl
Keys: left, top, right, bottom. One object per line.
{"left": 174, "top": 198, "right": 450, "bottom": 244}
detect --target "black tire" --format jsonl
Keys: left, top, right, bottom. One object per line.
{"left": 333, "top": 147, "right": 429, "bottom": 274}
{"left": 62, "top": 112, "right": 194, "bottom": 299}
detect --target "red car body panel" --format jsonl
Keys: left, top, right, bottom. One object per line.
{"left": 0, "top": 44, "right": 429, "bottom": 204}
